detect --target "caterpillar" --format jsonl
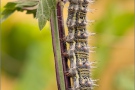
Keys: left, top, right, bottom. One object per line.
{"left": 64, "top": 0, "right": 97, "bottom": 89}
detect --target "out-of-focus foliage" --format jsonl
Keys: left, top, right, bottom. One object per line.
{"left": 92, "top": 1, "right": 134, "bottom": 90}
{"left": 15, "top": 40, "right": 55, "bottom": 90}
{"left": 1, "top": 17, "right": 57, "bottom": 89}
{"left": 93, "top": 2, "right": 134, "bottom": 77}
{"left": 113, "top": 66, "right": 134, "bottom": 90}
{"left": 1, "top": 0, "right": 134, "bottom": 90}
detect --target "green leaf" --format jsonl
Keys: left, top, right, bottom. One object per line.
{"left": 36, "top": 0, "right": 56, "bottom": 30}
{"left": 38, "top": 14, "right": 47, "bottom": 30}
{"left": 4, "top": 2, "right": 17, "bottom": 9}
{"left": 1, "top": 0, "right": 56, "bottom": 29}
{"left": 1, "top": 8, "right": 16, "bottom": 23}
{"left": 26, "top": 10, "right": 37, "bottom": 17}
{"left": 16, "top": 0, "right": 39, "bottom": 8}
{"left": 1, "top": 0, "right": 39, "bottom": 23}
{"left": 1, "top": 2, "right": 17, "bottom": 23}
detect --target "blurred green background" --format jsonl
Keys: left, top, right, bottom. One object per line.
{"left": 1, "top": 0, "right": 134, "bottom": 90}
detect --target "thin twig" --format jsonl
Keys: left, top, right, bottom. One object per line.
{"left": 57, "top": 2, "right": 71, "bottom": 90}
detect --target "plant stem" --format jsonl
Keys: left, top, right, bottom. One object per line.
{"left": 57, "top": 2, "right": 71, "bottom": 90}
{"left": 50, "top": 6, "right": 66, "bottom": 90}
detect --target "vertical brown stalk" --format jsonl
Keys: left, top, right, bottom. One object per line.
{"left": 50, "top": 1, "right": 71, "bottom": 90}
{"left": 57, "top": 2, "right": 71, "bottom": 90}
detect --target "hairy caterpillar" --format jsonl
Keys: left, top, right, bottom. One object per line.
{"left": 64, "top": 0, "right": 97, "bottom": 89}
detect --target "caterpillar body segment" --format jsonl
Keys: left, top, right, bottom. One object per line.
{"left": 65, "top": 0, "right": 97, "bottom": 89}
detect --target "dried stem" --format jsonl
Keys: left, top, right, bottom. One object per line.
{"left": 50, "top": 1, "right": 71, "bottom": 90}
{"left": 57, "top": 2, "right": 71, "bottom": 90}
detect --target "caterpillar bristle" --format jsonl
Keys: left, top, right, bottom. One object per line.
{"left": 89, "top": 32, "right": 96, "bottom": 36}
{"left": 90, "top": 61, "right": 98, "bottom": 65}
{"left": 89, "top": 50, "right": 96, "bottom": 53}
